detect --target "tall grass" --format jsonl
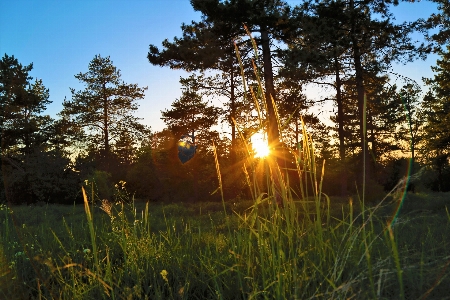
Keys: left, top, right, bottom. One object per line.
{"left": 1, "top": 172, "right": 450, "bottom": 299}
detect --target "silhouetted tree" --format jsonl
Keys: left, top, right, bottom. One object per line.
{"left": 0, "top": 54, "right": 79, "bottom": 204}
{"left": 60, "top": 55, "right": 150, "bottom": 171}
{"left": 0, "top": 54, "right": 52, "bottom": 156}
{"left": 162, "top": 81, "right": 222, "bottom": 152}
{"left": 284, "top": 0, "right": 423, "bottom": 193}
{"left": 148, "top": 18, "right": 256, "bottom": 164}
{"left": 422, "top": 44, "right": 450, "bottom": 191}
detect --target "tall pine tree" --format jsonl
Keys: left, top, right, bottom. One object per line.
{"left": 0, "top": 54, "right": 52, "bottom": 156}
{"left": 422, "top": 45, "right": 450, "bottom": 191}
{"left": 60, "top": 55, "right": 150, "bottom": 170}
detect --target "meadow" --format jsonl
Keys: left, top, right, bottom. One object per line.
{"left": 1, "top": 180, "right": 450, "bottom": 299}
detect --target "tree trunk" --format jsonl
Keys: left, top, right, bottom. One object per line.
{"left": 406, "top": 103, "right": 415, "bottom": 192}
{"left": 354, "top": 45, "right": 371, "bottom": 186}
{"left": 260, "top": 26, "right": 280, "bottom": 148}
{"left": 230, "top": 53, "right": 237, "bottom": 164}
{"left": 261, "top": 26, "right": 284, "bottom": 206}
{"left": 334, "top": 53, "right": 348, "bottom": 197}
{"left": 23, "top": 106, "right": 31, "bottom": 155}
{"left": 102, "top": 83, "right": 110, "bottom": 171}
{"left": 350, "top": 0, "right": 371, "bottom": 188}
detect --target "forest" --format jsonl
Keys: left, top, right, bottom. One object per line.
{"left": 1, "top": 0, "right": 450, "bottom": 205}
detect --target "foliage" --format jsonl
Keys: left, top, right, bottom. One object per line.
{"left": 0, "top": 54, "right": 53, "bottom": 155}
{"left": 60, "top": 54, "right": 150, "bottom": 168}
{"left": 148, "top": 11, "right": 261, "bottom": 165}
{"left": 423, "top": 45, "right": 450, "bottom": 154}
{"left": 421, "top": 44, "right": 450, "bottom": 191}
{"left": 161, "top": 81, "right": 222, "bottom": 151}
{"left": 1, "top": 150, "right": 79, "bottom": 204}
{"left": 125, "top": 142, "right": 165, "bottom": 201}
{"left": 0, "top": 54, "right": 81, "bottom": 204}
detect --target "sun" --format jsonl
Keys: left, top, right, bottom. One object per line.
{"left": 251, "top": 131, "right": 270, "bottom": 158}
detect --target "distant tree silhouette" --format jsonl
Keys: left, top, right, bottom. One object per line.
{"left": 422, "top": 45, "right": 450, "bottom": 191}
{"left": 60, "top": 55, "right": 150, "bottom": 171}
{"left": 0, "top": 54, "right": 78, "bottom": 204}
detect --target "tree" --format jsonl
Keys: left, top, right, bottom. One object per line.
{"left": 420, "top": 0, "right": 450, "bottom": 51}
{"left": 0, "top": 54, "right": 80, "bottom": 204}
{"left": 150, "top": 0, "right": 294, "bottom": 149}
{"left": 395, "top": 82, "right": 423, "bottom": 191}
{"left": 161, "top": 81, "right": 222, "bottom": 151}
{"left": 345, "top": 0, "right": 424, "bottom": 186}
{"left": 284, "top": 0, "right": 422, "bottom": 192}
{"left": 114, "top": 130, "right": 136, "bottom": 166}
{"left": 280, "top": 0, "right": 353, "bottom": 196}
{"left": 161, "top": 81, "right": 222, "bottom": 201}
{"left": 190, "top": 0, "right": 293, "bottom": 151}
{"left": 148, "top": 19, "right": 255, "bottom": 164}
{"left": 422, "top": 44, "right": 450, "bottom": 191}
{"left": 423, "top": 45, "right": 450, "bottom": 155}
{"left": 60, "top": 55, "right": 150, "bottom": 170}
{"left": 125, "top": 141, "right": 163, "bottom": 201}
{"left": 0, "top": 54, "right": 52, "bottom": 156}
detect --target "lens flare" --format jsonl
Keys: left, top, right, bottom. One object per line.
{"left": 251, "top": 131, "right": 270, "bottom": 158}
{"left": 387, "top": 157, "right": 413, "bottom": 228}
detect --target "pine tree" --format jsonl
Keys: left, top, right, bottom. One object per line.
{"left": 161, "top": 83, "right": 222, "bottom": 151}
{"left": 150, "top": 0, "right": 294, "bottom": 150}
{"left": 423, "top": 45, "right": 450, "bottom": 153}
{"left": 0, "top": 54, "right": 52, "bottom": 156}
{"left": 60, "top": 55, "right": 150, "bottom": 170}
{"left": 161, "top": 82, "right": 222, "bottom": 200}
{"left": 284, "top": 0, "right": 422, "bottom": 191}
{"left": 148, "top": 19, "right": 254, "bottom": 163}
{"left": 421, "top": 0, "right": 450, "bottom": 51}
{"left": 396, "top": 82, "right": 423, "bottom": 185}
{"left": 114, "top": 130, "right": 136, "bottom": 166}
{"left": 0, "top": 54, "right": 80, "bottom": 204}
{"left": 422, "top": 44, "right": 450, "bottom": 190}
{"left": 190, "top": 0, "right": 293, "bottom": 150}
{"left": 280, "top": 0, "right": 353, "bottom": 195}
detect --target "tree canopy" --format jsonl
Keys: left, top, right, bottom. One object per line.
{"left": 60, "top": 55, "right": 150, "bottom": 168}
{"left": 3, "top": 0, "right": 450, "bottom": 204}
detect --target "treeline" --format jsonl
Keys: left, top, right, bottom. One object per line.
{"left": 1, "top": 0, "right": 450, "bottom": 205}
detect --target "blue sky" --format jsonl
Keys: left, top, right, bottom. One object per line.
{"left": 0, "top": 0, "right": 440, "bottom": 132}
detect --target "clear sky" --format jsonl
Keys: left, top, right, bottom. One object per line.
{"left": 0, "top": 0, "right": 440, "bottom": 132}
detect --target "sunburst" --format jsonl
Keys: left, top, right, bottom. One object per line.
{"left": 251, "top": 131, "right": 270, "bottom": 158}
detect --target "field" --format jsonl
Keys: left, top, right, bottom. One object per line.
{"left": 1, "top": 190, "right": 450, "bottom": 299}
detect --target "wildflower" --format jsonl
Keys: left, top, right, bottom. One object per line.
{"left": 160, "top": 269, "right": 168, "bottom": 282}
{"left": 119, "top": 180, "right": 126, "bottom": 189}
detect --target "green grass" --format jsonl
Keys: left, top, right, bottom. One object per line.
{"left": 1, "top": 188, "right": 450, "bottom": 299}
